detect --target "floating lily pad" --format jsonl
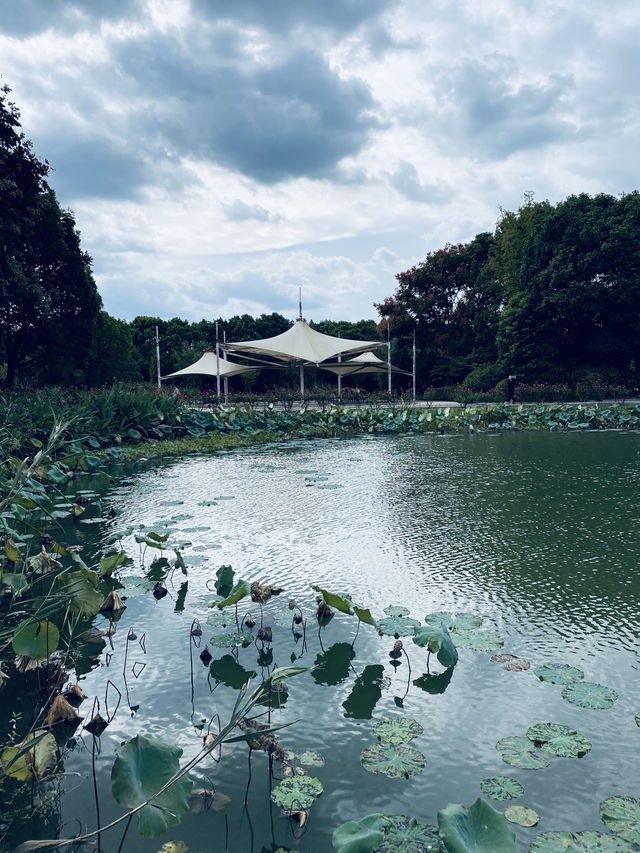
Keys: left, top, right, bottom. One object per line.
{"left": 504, "top": 660, "right": 530, "bottom": 671}
{"left": 377, "top": 814, "right": 442, "bottom": 852}
{"left": 213, "top": 495, "right": 235, "bottom": 500}
{"left": 504, "top": 805, "right": 539, "bottom": 827}
{"left": 360, "top": 743, "right": 426, "bottom": 778}
{"left": 299, "top": 750, "right": 324, "bottom": 767}
{"left": 160, "top": 500, "right": 184, "bottom": 506}
{"left": 384, "top": 605, "right": 410, "bottom": 617}
{"left": 479, "top": 776, "right": 524, "bottom": 801}
{"left": 561, "top": 681, "right": 618, "bottom": 709}
{"left": 599, "top": 796, "right": 640, "bottom": 845}
{"left": 496, "top": 736, "right": 549, "bottom": 770}
{"left": 209, "top": 632, "right": 253, "bottom": 648}
{"left": 425, "top": 612, "right": 483, "bottom": 631}
{"left": 378, "top": 615, "right": 421, "bottom": 637}
{"left": 332, "top": 813, "right": 385, "bottom": 853}
{"left": 450, "top": 628, "right": 504, "bottom": 652}
{"left": 437, "top": 798, "right": 517, "bottom": 852}
{"left": 491, "top": 654, "right": 519, "bottom": 663}
{"left": 270, "top": 775, "right": 323, "bottom": 809}
{"left": 373, "top": 716, "right": 424, "bottom": 746}
{"left": 529, "top": 830, "right": 631, "bottom": 852}
{"left": 526, "top": 722, "right": 591, "bottom": 758}
{"left": 533, "top": 663, "right": 584, "bottom": 685}
{"left": 111, "top": 735, "right": 192, "bottom": 838}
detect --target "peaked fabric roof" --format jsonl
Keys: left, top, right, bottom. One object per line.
{"left": 222, "top": 319, "right": 382, "bottom": 364}
{"left": 317, "top": 351, "right": 411, "bottom": 376}
{"left": 163, "top": 350, "right": 254, "bottom": 379}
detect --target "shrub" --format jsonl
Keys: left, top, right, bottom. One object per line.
{"left": 461, "top": 363, "right": 505, "bottom": 392}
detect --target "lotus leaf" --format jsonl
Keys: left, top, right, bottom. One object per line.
{"left": 526, "top": 722, "right": 591, "bottom": 758}
{"left": 533, "top": 663, "right": 584, "bottom": 685}
{"left": 561, "top": 681, "right": 618, "bottom": 709}
{"left": 12, "top": 619, "right": 60, "bottom": 660}
{"left": 360, "top": 743, "right": 426, "bottom": 779}
{"left": 479, "top": 776, "right": 524, "bottom": 801}
{"left": 57, "top": 570, "right": 103, "bottom": 617}
{"left": 504, "top": 805, "right": 538, "bottom": 827}
{"left": 437, "top": 798, "right": 517, "bottom": 852}
{"left": 376, "top": 815, "right": 442, "bottom": 852}
{"left": 299, "top": 750, "right": 324, "bottom": 767}
{"left": 213, "top": 580, "right": 251, "bottom": 609}
{"left": 496, "top": 736, "right": 549, "bottom": 770}
{"left": 111, "top": 735, "right": 192, "bottom": 838}
{"left": 384, "top": 605, "right": 410, "bottom": 617}
{"left": 412, "top": 625, "right": 458, "bottom": 668}
{"left": 332, "top": 813, "right": 385, "bottom": 853}
{"left": 528, "top": 831, "right": 631, "bottom": 852}
{"left": 271, "top": 775, "right": 323, "bottom": 809}
{"left": 504, "top": 659, "right": 530, "bottom": 671}
{"left": 214, "top": 564, "right": 234, "bottom": 595}
{"left": 373, "top": 716, "right": 424, "bottom": 746}
{"left": 599, "top": 796, "right": 640, "bottom": 845}
{"left": 491, "top": 654, "right": 519, "bottom": 663}
{"left": 378, "top": 615, "right": 421, "bottom": 637}
{"left": 209, "top": 631, "right": 253, "bottom": 648}
{"left": 1, "top": 729, "right": 56, "bottom": 781}
{"left": 424, "top": 612, "right": 483, "bottom": 631}
{"left": 354, "top": 605, "right": 376, "bottom": 626}
{"left": 449, "top": 628, "right": 504, "bottom": 652}
{"left": 312, "top": 586, "right": 354, "bottom": 615}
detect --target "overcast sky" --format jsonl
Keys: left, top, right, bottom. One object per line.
{"left": 3, "top": 0, "right": 639, "bottom": 323}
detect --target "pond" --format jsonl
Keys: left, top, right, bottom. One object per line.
{"left": 6, "top": 431, "right": 640, "bottom": 852}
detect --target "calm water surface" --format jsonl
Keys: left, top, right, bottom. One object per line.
{"left": 56, "top": 432, "right": 639, "bottom": 852}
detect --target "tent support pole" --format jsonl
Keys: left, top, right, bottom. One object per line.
{"left": 223, "top": 330, "right": 228, "bottom": 402}
{"left": 299, "top": 364, "right": 304, "bottom": 397}
{"left": 387, "top": 328, "right": 392, "bottom": 396}
{"left": 155, "top": 325, "right": 161, "bottom": 389}
{"left": 412, "top": 327, "right": 416, "bottom": 403}
{"left": 215, "top": 321, "right": 221, "bottom": 401}
{"left": 337, "top": 353, "right": 341, "bottom": 397}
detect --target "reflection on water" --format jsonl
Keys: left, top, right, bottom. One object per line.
{"left": 55, "top": 432, "right": 639, "bottom": 852}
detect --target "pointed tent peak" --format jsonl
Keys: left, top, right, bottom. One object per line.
{"left": 318, "top": 350, "right": 411, "bottom": 376}
{"left": 162, "top": 351, "right": 255, "bottom": 379}
{"left": 222, "top": 319, "right": 382, "bottom": 364}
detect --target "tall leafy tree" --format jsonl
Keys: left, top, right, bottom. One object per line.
{"left": 0, "top": 85, "right": 102, "bottom": 385}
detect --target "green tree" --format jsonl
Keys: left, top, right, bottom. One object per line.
{"left": 86, "top": 312, "right": 141, "bottom": 385}
{"left": 0, "top": 85, "right": 102, "bottom": 385}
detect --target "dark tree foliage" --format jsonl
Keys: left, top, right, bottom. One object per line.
{"left": 382, "top": 192, "right": 640, "bottom": 387}
{"left": 0, "top": 86, "right": 102, "bottom": 385}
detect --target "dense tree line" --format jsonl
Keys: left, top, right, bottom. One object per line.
{"left": 379, "top": 193, "right": 640, "bottom": 390}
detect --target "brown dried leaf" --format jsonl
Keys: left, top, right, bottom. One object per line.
{"left": 44, "top": 695, "right": 80, "bottom": 727}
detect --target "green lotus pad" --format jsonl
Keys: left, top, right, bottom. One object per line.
{"left": 479, "top": 776, "right": 524, "bottom": 801}
{"left": 208, "top": 631, "right": 253, "bottom": 648}
{"left": 378, "top": 615, "right": 421, "bottom": 637}
{"left": 360, "top": 743, "right": 426, "bottom": 778}
{"left": 561, "top": 681, "right": 618, "bottom": 709}
{"left": 424, "top": 612, "right": 483, "bottom": 630}
{"left": 504, "top": 805, "right": 539, "bottom": 827}
{"left": 111, "top": 735, "right": 192, "bottom": 838}
{"left": 528, "top": 830, "right": 631, "bottom": 851}
{"left": 437, "top": 798, "right": 517, "bottom": 852}
{"left": 496, "top": 736, "right": 549, "bottom": 770}
{"left": 377, "top": 814, "right": 442, "bottom": 852}
{"left": 270, "top": 775, "right": 323, "bottom": 809}
{"left": 533, "top": 663, "right": 584, "bottom": 685}
{"left": 599, "top": 796, "right": 640, "bottom": 846}
{"left": 373, "top": 716, "right": 424, "bottom": 745}
{"left": 526, "top": 722, "right": 592, "bottom": 758}
{"left": 384, "top": 605, "right": 411, "bottom": 617}
{"left": 332, "top": 813, "right": 385, "bottom": 853}
{"left": 448, "top": 628, "right": 504, "bottom": 652}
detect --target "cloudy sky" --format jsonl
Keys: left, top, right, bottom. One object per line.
{"left": 2, "top": 0, "right": 639, "bottom": 323}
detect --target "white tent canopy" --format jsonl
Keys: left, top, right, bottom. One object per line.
{"left": 221, "top": 319, "right": 381, "bottom": 364}
{"left": 317, "top": 351, "right": 411, "bottom": 376}
{"left": 163, "top": 350, "right": 254, "bottom": 380}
